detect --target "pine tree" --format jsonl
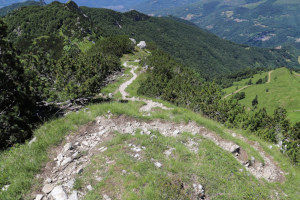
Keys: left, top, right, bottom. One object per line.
{"left": 0, "top": 19, "right": 35, "bottom": 148}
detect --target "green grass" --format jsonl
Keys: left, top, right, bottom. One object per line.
{"left": 0, "top": 55, "right": 299, "bottom": 199}
{"left": 82, "top": 132, "right": 270, "bottom": 200}
{"left": 223, "top": 67, "right": 300, "bottom": 123}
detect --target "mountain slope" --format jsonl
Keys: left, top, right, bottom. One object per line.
{"left": 0, "top": 49, "right": 299, "bottom": 200}
{"left": 223, "top": 67, "right": 300, "bottom": 122}
{"left": 136, "top": 0, "right": 300, "bottom": 50}
{"left": 81, "top": 7, "right": 299, "bottom": 77}
{"left": 4, "top": 1, "right": 298, "bottom": 77}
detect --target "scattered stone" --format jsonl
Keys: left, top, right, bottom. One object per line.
{"left": 61, "top": 157, "right": 72, "bottom": 166}
{"left": 108, "top": 93, "right": 113, "bottom": 99}
{"left": 103, "top": 194, "right": 112, "bottom": 200}
{"left": 269, "top": 145, "right": 273, "bottom": 149}
{"left": 42, "top": 184, "right": 54, "bottom": 194}
{"left": 131, "top": 146, "right": 142, "bottom": 152}
{"left": 50, "top": 186, "right": 68, "bottom": 200}
{"left": 173, "top": 130, "right": 180, "bottom": 136}
{"left": 35, "top": 194, "right": 44, "bottom": 200}
{"left": 150, "top": 135, "right": 157, "bottom": 140}
{"left": 77, "top": 167, "right": 83, "bottom": 174}
{"left": 69, "top": 190, "right": 79, "bottom": 200}
{"left": 230, "top": 145, "right": 240, "bottom": 154}
{"left": 154, "top": 162, "right": 162, "bottom": 168}
{"left": 99, "top": 147, "right": 107, "bottom": 152}
{"left": 164, "top": 148, "right": 175, "bottom": 157}
{"left": 63, "top": 143, "right": 73, "bottom": 152}
{"left": 96, "top": 177, "right": 103, "bottom": 182}
{"left": 65, "top": 179, "right": 75, "bottom": 189}
{"left": 46, "top": 178, "right": 52, "bottom": 184}
{"left": 193, "top": 184, "right": 205, "bottom": 199}
{"left": 121, "top": 170, "right": 127, "bottom": 175}
{"left": 82, "top": 141, "right": 89, "bottom": 146}
{"left": 129, "top": 38, "right": 136, "bottom": 45}
{"left": 56, "top": 153, "right": 64, "bottom": 162}
{"left": 87, "top": 185, "right": 93, "bottom": 191}
{"left": 137, "top": 41, "right": 147, "bottom": 49}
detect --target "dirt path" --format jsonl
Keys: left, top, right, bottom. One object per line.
{"left": 224, "top": 86, "right": 249, "bottom": 99}
{"left": 31, "top": 61, "right": 285, "bottom": 200}
{"left": 268, "top": 70, "right": 273, "bottom": 83}
{"left": 224, "top": 70, "right": 273, "bottom": 99}
{"left": 120, "top": 61, "right": 171, "bottom": 112}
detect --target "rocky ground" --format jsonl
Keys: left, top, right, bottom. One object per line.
{"left": 30, "top": 59, "right": 285, "bottom": 200}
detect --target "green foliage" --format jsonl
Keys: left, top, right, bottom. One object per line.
{"left": 138, "top": 48, "right": 299, "bottom": 164}
{"left": 233, "top": 92, "right": 246, "bottom": 100}
{"left": 252, "top": 95, "right": 258, "bottom": 107}
{"left": 137, "top": 0, "right": 300, "bottom": 52}
{"left": 0, "top": 19, "right": 35, "bottom": 148}
{"left": 81, "top": 6, "right": 297, "bottom": 78}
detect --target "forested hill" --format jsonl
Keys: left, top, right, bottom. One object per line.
{"left": 135, "top": 0, "right": 300, "bottom": 51}
{"left": 3, "top": 1, "right": 299, "bottom": 77}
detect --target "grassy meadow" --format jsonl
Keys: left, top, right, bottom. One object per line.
{"left": 223, "top": 67, "right": 300, "bottom": 123}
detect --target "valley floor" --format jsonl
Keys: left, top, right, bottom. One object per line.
{"left": 0, "top": 50, "right": 299, "bottom": 200}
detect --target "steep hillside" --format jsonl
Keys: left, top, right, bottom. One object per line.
{"left": 0, "top": 48, "right": 299, "bottom": 200}
{"left": 223, "top": 67, "right": 300, "bottom": 123}
{"left": 81, "top": 7, "right": 298, "bottom": 77}
{"left": 136, "top": 0, "right": 300, "bottom": 51}
{"left": 4, "top": 1, "right": 299, "bottom": 77}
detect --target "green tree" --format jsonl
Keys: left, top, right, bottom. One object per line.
{"left": 252, "top": 95, "right": 258, "bottom": 107}
{"left": 0, "top": 19, "right": 35, "bottom": 148}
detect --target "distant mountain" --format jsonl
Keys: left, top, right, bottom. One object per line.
{"left": 3, "top": 1, "right": 298, "bottom": 77}
{"left": 135, "top": 0, "right": 300, "bottom": 51}
{"left": 0, "top": 0, "right": 145, "bottom": 11}
{"left": 0, "top": 1, "right": 40, "bottom": 16}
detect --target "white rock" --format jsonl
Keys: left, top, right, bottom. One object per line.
{"left": 230, "top": 145, "right": 240, "bottom": 153}
{"left": 68, "top": 190, "right": 79, "bottom": 200}
{"left": 29, "top": 137, "right": 37, "bottom": 146}
{"left": 61, "top": 157, "right": 72, "bottom": 166}
{"left": 103, "top": 194, "right": 112, "bottom": 200}
{"left": 87, "top": 185, "right": 93, "bottom": 191}
{"left": 269, "top": 145, "right": 273, "bottom": 149}
{"left": 137, "top": 41, "right": 147, "bottom": 49}
{"left": 173, "top": 130, "right": 180, "bottom": 136}
{"left": 129, "top": 38, "right": 136, "bottom": 45}
{"left": 99, "top": 147, "right": 107, "bottom": 152}
{"left": 82, "top": 141, "right": 89, "bottom": 146}
{"left": 63, "top": 143, "right": 73, "bottom": 152}
{"left": 50, "top": 186, "right": 68, "bottom": 200}
{"left": 42, "top": 184, "right": 54, "bottom": 194}
{"left": 65, "top": 179, "right": 75, "bottom": 189}
{"left": 131, "top": 147, "right": 142, "bottom": 152}
{"left": 164, "top": 148, "right": 175, "bottom": 157}
{"left": 46, "top": 178, "right": 52, "bottom": 184}
{"left": 1, "top": 185, "right": 9, "bottom": 191}
{"left": 35, "top": 194, "right": 44, "bottom": 200}
{"left": 154, "top": 162, "right": 162, "bottom": 168}
{"left": 57, "top": 153, "right": 64, "bottom": 162}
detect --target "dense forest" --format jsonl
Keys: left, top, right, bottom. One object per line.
{"left": 0, "top": 2, "right": 135, "bottom": 148}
